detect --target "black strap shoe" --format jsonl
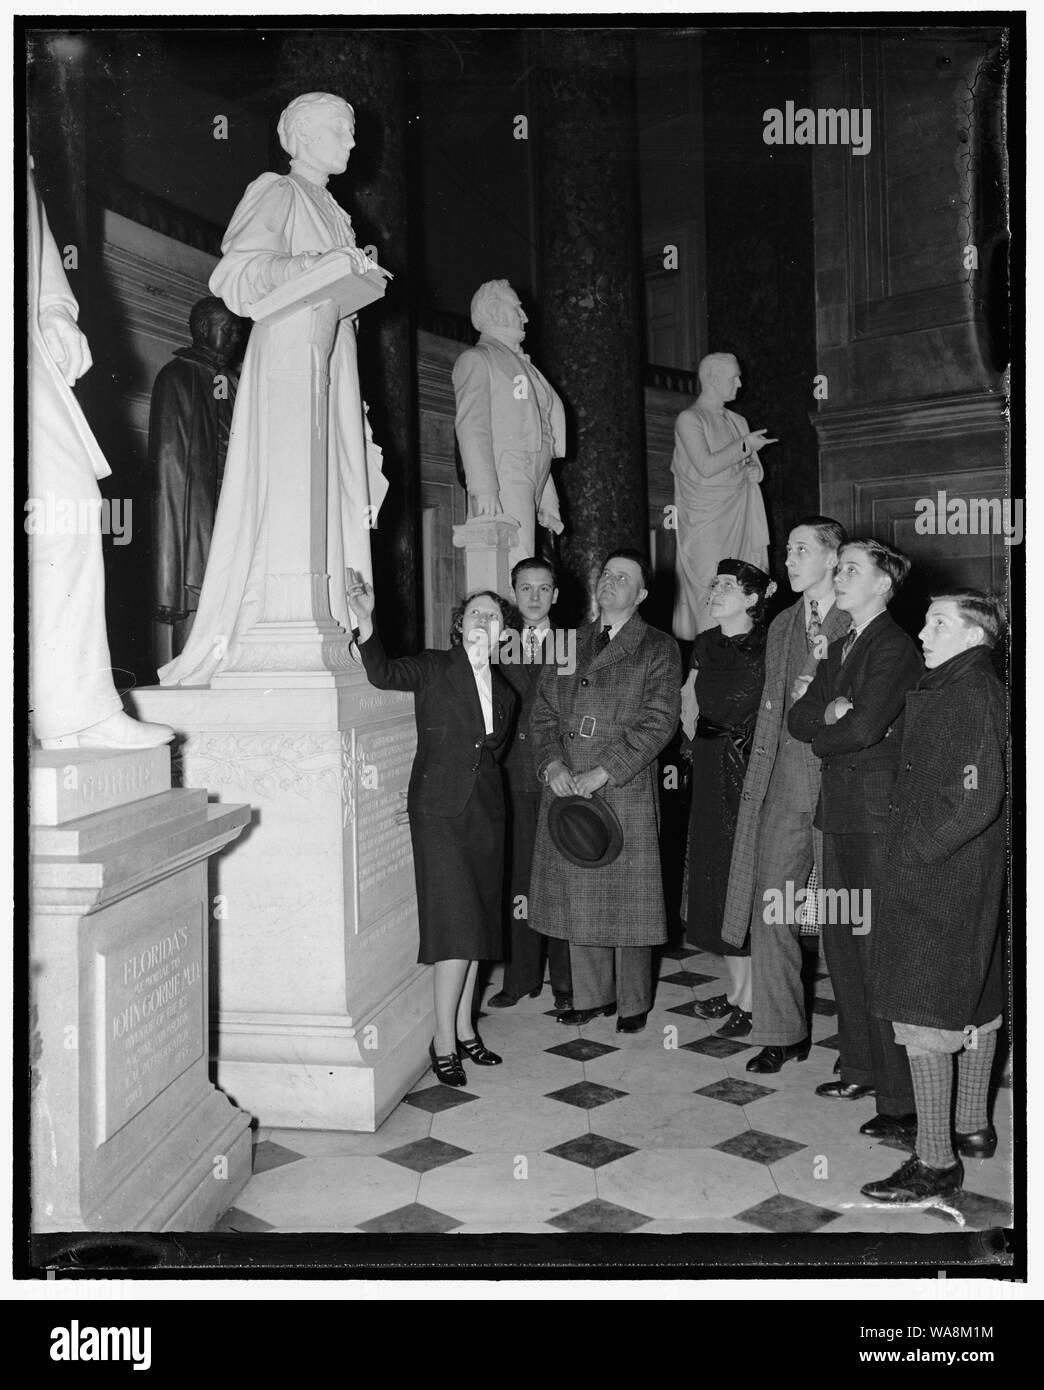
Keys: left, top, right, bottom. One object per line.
{"left": 745, "top": 1040, "right": 811, "bottom": 1073}
{"left": 717, "top": 1006, "right": 752, "bottom": 1038}
{"left": 691, "top": 993, "right": 732, "bottom": 1019}
{"left": 429, "top": 1039, "right": 467, "bottom": 1086}
{"left": 861, "top": 1155, "right": 963, "bottom": 1203}
{"left": 456, "top": 1033, "right": 503, "bottom": 1066}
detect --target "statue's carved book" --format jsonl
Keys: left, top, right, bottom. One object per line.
{"left": 250, "top": 261, "right": 389, "bottom": 326}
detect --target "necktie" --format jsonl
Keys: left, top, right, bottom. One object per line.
{"left": 596, "top": 624, "right": 612, "bottom": 650}
{"left": 806, "top": 599, "right": 821, "bottom": 653}
{"left": 525, "top": 626, "right": 538, "bottom": 661}
{"left": 840, "top": 629, "right": 857, "bottom": 663}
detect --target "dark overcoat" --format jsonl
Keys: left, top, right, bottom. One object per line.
{"left": 528, "top": 613, "right": 681, "bottom": 948}
{"left": 720, "top": 597, "right": 850, "bottom": 948}
{"left": 867, "top": 646, "right": 1008, "bottom": 1029}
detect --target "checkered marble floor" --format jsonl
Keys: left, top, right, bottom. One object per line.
{"left": 217, "top": 947, "right": 1014, "bottom": 1236}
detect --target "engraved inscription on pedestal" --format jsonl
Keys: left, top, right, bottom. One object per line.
{"left": 353, "top": 723, "right": 417, "bottom": 930}
{"left": 97, "top": 906, "right": 205, "bottom": 1144}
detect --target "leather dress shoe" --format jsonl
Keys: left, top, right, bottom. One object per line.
{"left": 815, "top": 1080, "right": 876, "bottom": 1100}
{"left": 860, "top": 1112, "right": 917, "bottom": 1139}
{"left": 616, "top": 1011, "right": 648, "bottom": 1034}
{"left": 487, "top": 987, "right": 541, "bottom": 1008}
{"left": 691, "top": 993, "right": 733, "bottom": 1020}
{"left": 745, "top": 1040, "right": 811, "bottom": 1073}
{"left": 955, "top": 1124, "right": 997, "bottom": 1159}
{"left": 717, "top": 1006, "right": 752, "bottom": 1038}
{"left": 558, "top": 1003, "right": 616, "bottom": 1025}
{"left": 456, "top": 1032, "right": 502, "bottom": 1066}
{"left": 861, "top": 1155, "right": 963, "bottom": 1204}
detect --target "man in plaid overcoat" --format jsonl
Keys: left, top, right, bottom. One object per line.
{"left": 529, "top": 549, "right": 681, "bottom": 1032}
{"left": 719, "top": 517, "right": 850, "bottom": 1072}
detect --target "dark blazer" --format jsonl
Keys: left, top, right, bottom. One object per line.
{"left": 869, "top": 647, "right": 1008, "bottom": 1029}
{"left": 358, "top": 632, "right": 517, "bottom": 818}
{"left": 788, "top": 610, "right": 923, "bottom": 835}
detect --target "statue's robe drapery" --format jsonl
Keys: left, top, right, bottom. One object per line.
{"left": 671, "top": 397, "right": 770, "bottom": 640}
{"left": 28, "top": 168, "right": 123, "bottom": 739}
{"left": 159, "top": 171, "right": 388, "bottom": 686}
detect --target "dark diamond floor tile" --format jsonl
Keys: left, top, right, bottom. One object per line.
{"left": 357, "top": 1202, "right": 463, "bottom": 1234}
{"left": 737, "top": 1193, "right": 841, "bottom": 1233}
{"left": 812, "top": 997, "right": 838, "bottom": 1016}
{"left": 403, "top": 1084, "right": 478, "bottom": 1114}
{"left": 213, "top": 1207, "right": 275, "bottom": 1233}
{"left": 544, "top": 1008, "right": 565, "bottom": 1017}
{"left": 681, "top": 1034, "right": 752, "bottom": 1058}
{"left": 694, "top": 1078, "right": 775, "bottom": 1106}
{"left": 380, "top": 1137, "right": 472, "bottom": 1173}
{"left": 546, "top": 1038, "right": 619, "bottom": 1062}
{"left": 814, "top": 1032, "right": 841, "bottom": 1051}
{"left": 661, "top": 946, "right": 699, "bottom": 960}
{"left": 660, "top": 969, "right": 717, "bottom": 987}
{"left": 546, "top": 1133, "right": 637, "bottom": 1169}
{"left": 549, "top": 1198, "right": 651, "bottom": 1233}
{"left": 546, "top": 1080, "right": 628, "bottom": 1110}
{"left": 251, "top": 1140, "right": 305, "bottom": 1175}
{"left": 924, "top": 1190, "right": 1013, "bottom": 1228}
{"left": 714, "top": 1130, "right": 807, "bottom": 1165}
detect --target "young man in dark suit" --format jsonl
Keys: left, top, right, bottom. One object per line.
{"left": 789, "top": 538, "right": 922, "bottom": 1136}
{"left": 487, "top": 558, "right": 573, "bottom": 1011}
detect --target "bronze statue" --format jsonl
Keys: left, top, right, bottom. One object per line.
{"left": 149, "top": 296, "right": 245, "bottom": 664}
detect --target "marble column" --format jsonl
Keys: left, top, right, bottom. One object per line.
{"left": 279, "top": 31, "right": 420, "bottom": 653}
{"left": 534, "top": 31, "right": 648, "bottom": 618}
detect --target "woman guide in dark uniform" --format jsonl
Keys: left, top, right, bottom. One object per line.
{"left": 347, "top": 570, "right": 518, "bottom": 1086}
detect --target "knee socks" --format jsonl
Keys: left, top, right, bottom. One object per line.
{"left": 907, "top": 1049, "right": 957, "bottom": 1169}
{"left": 955, "top": 1029, "right": 997, "bottom": 1133}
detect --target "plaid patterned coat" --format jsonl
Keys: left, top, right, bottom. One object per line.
{"left": 868, "top": 646, "right": 1008, "bottom": 1028}
{"left": 720, "top": 597, "right": 851, "bottom": 948}
{"left": 528, "top": 613, "right": 682, "bottom": 947}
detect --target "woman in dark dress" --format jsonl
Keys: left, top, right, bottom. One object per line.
{"left": 681, "top": 559, "right": 773, "bottom": 1038}
{"left": 347, "top": 571, "right": 518, "bottom": 1087}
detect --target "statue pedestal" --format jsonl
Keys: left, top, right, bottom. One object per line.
{"left": 30, "top": 748, "right": 251, "bottom": 1231}
{"left": 132, "top": 677, "right": 431, "bottom": 1131}
{"left": 140, "top": 267, "right": 431, "bottom": 1131}
{"left": 452, "top": 515, "right": 520, "bottom": 597}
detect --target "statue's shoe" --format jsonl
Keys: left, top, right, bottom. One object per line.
{"left": 41, "top": 711, "right": 175, "bottom": 750}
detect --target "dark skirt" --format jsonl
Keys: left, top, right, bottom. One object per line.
{"left": 683, "top": 733, "right": 749, "bottom": 957}
{"left": 410, "top": 755, "right": 506, "bottom": 964}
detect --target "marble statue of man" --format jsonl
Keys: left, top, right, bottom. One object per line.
{"left": 671, "top": 352, "right": 775, "bottom": 639}
{"left": 452, "top": 280, "right": 566, "bottom": 571}
{"left": 149, "top": 296, "right": 245, "bottom": 667}
{"left": 159, "top": 91, "right": 388, "bottom": 686}
{"left": 27, "top": 164, "right": 172, "bottom": 750}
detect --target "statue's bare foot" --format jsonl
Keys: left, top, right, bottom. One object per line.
{"left": 40, "top": 711, "right": 175, "bottom": 750}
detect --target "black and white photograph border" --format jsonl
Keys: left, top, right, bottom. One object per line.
{"left": 15, "top": 1, "right": 1031, "bottom": 1299}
